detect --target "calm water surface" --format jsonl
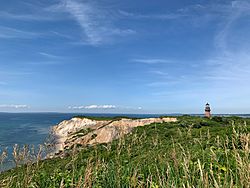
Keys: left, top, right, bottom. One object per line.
{"left": 0, "top": 112, "right": 166, "bottom": 171}
{"left": 0, "top": 113, "right": 167, "bottom": 148}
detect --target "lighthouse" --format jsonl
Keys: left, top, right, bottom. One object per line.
{"left": 205, "top": 103, "right": 211, "bottom": 118}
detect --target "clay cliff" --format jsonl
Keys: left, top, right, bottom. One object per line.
{"left": 50, "top": 117, "right": 177, "bottom": 154}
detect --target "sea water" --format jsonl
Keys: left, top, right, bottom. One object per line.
{"left": 0, "top": 112, "right": 164, "bottom": 171}
{"left": 0, "top": 113, "right": 78, "bottom": 171}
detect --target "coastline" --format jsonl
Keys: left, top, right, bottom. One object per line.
{"left": 1, "top": 115, "right": 250, "bottom": 187}
{"left": 49, "top": 116, "right": 178, "bottom": 156}
{"left": 1, "top": 114, "right": 249, "bottom": 172}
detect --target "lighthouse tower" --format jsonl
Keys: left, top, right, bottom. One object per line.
{"left": 205, "top": 103, "right": 211, "bottom": 118}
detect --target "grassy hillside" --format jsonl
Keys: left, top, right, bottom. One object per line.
{"left": 1, "top": 116, "right": 250, "bottom": 187}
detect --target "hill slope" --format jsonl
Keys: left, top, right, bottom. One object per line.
{"left": 0, "top": 116, "right": 250, "bottom": 187}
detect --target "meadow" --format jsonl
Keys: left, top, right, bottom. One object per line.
{"left": 0, "top": 116, "right": 250, "bottom": 187}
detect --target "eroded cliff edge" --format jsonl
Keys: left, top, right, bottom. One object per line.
{"left": 50, "top": 117, "right": 178, "bottom": 155}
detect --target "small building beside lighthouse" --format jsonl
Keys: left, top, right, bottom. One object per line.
{"left": 205, "top": 103, "right": 211, "bottom": 118}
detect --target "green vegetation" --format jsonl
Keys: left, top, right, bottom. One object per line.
{"left": 70, "top": 128, "right": 93, "bottom": 139}
{"left": 1, "top": 116, "right": 250, "bottom": 187}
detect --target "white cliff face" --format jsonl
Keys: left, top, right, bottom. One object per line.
{"left": 87, "top": 117, "right": 177, "bottom": 145}
{"left": 51, "top": 117, "right": 177, "bottom": 154}
{"left": 53, "top": 118, "right": 102, "bottom": 137}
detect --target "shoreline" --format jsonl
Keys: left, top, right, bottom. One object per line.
{"left": 1, "top": 114, "right": 249, "bottom": 173}
{"left": 50, "top": 116, "right": 178, "bottom": 155}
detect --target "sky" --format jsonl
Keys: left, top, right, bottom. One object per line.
{"left": 0, "top": 0, "right": 250, "bottom": 114}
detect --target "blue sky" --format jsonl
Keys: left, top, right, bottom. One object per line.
{"left": 0, "top": 0, "right": 250, "bottom": 114}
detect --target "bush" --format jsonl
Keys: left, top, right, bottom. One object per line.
{"left": 212, "top": 116, "right": 223, "bottom": 122}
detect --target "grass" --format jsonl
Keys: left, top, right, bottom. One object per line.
{"left": 0, "top": 116, "right": 250, "bottom": 187}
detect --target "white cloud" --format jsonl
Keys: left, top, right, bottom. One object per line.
{"left": 0, "top": 26, "right": 40, "bottom": 39}
{"left": 205, "top": 1, "right": 250, "bottom": 84}
{"left": 141, "top": 1, "right": 250, "bottom": 88}
{"left": 50, "top": 31, "right": 74, "bottom": 40}
{"left": 1, "top": 1, "right": 135, "bottom": 45}
{"left": 0, "top": 10, "right": 58, "bottom": 21}
{"left": 51, "top": 0, "right": 135, "bottom": 45}
{"left": 214, "top": 1, "right": 250, "bottom": 53}
{"left": 0, "top": 1, "right": 67, "bottom": 22}
{"left": 231, "top": 0, "right": 250, "bottom": 10}
{"left": 39, "top": 52, "right": 61, "bottom": 59}
{"left": 205, "top": 52, "right": 250, "bottom": 83}
{"left": 119, "top": 10, "right": 184, "bottom": 20}
{"left": 85, "top": 105, "right": 116, "bottom": 109}
{"left": 177, "top": 4, "right": 205, "bottom": 13}
{"left": 149, "top": 70, "right": 169, "bottom": 76}
{"left": 0, "top": 104, "right": 29, "bottom": 109}
{"left": 69, "top": 104, "right": 116, "bottom": 109}
{"left": 68, "top": 105, "right": 143, "bottom": 111}
{"left": 132, "top": 59, "right": 173, "bottom": 64}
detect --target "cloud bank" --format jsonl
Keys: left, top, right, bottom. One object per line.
{"left": 0, "top": 104, "right": 29, "bottom": 109}
{"left": 68, "top": 105, "right": 116, "bottom": 109}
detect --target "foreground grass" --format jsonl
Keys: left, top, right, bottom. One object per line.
{"left": 0, "top": 116, "right": 250, "bottom": 187}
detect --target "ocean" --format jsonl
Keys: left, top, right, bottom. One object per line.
{"left": 0, "top": 113, "right": 78, "bottom": 171}
{"left": 0, "top": 113, "right": 167, "bottom": 148}
{"left": 0, "top": 112, "right": 165, "bottom": 171}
